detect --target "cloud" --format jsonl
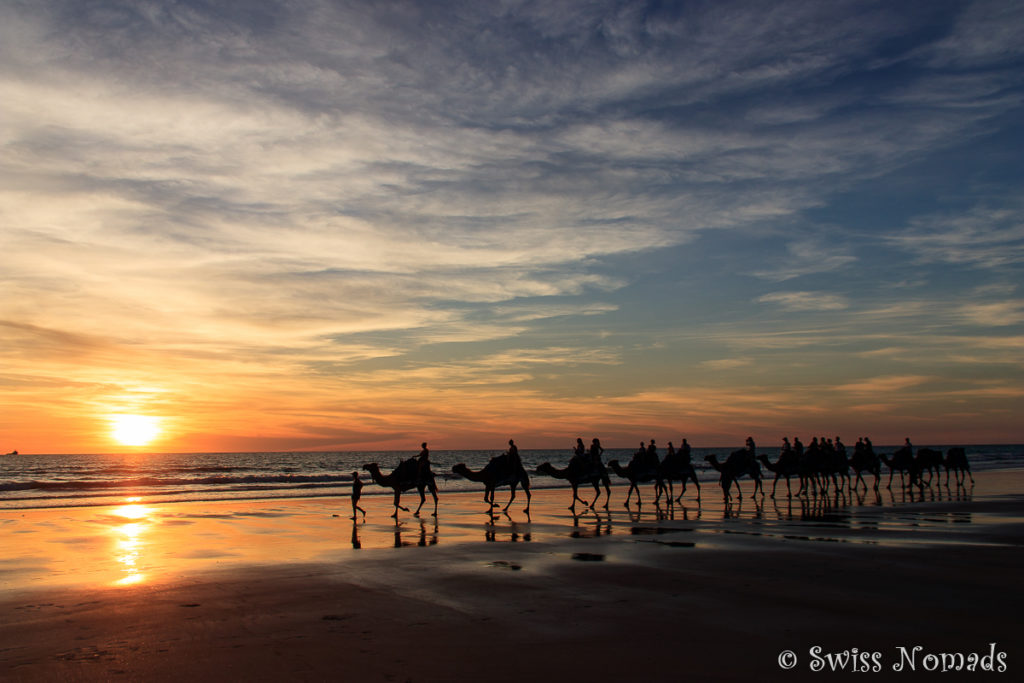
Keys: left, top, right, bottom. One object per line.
{"left": 700, "top": 358, "right": 755, "bottom": 371}
{"left": 886, "top": 204, "right": 1024, "bottom": 269}
{"left": 832, "top": 375, "right": 932, "bottom": 394}
{"left": 957, "top": 301, "right": 1024, "bottom": 327}
{"left": 752, "top": 236, "right": 857, "bottom": 281}
{"left": 756, "top": 291, "right": 849, "bottom": 312}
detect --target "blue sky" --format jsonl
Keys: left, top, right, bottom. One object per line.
{"left": 2, "top": 0, "right": 1023, "bottom": 452}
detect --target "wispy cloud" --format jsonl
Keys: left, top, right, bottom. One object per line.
{"left": 887, "top": 204, "right": 1024, "bottom": 268}
{"left": 757, "top": 291, "right": 850, "bottom": 312}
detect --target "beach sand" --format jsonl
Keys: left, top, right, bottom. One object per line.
{"left": 2, "top": 470, "right": 1023, "bottom": 681}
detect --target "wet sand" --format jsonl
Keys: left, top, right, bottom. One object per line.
{"left": 2, "top": 470, "right": 1023, "bottom": 681}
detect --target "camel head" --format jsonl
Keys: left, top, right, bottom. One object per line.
{"left": 606, "top": 459, "right": 626, "bottom": 476}
{"left": 452, "top": 463, "right": 468, "bottom": 475}
{"left": 535, "top": 462, "right": 553, "bottom": 474}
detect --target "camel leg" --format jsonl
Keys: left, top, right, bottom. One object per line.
{"left": 523, "top": 485, "right": 531, "bottom": 514}
{"left": 602, "top": 479, "right": 611, "bottom": 508}
{"left": 504, "top": 483, "right": 517, "bottom": 512}
{"left": 733, "top": 479, "right": 742, "bottom": 500}
{"left": 391, "top": 491, "right": 408, "bottom": 518}
{"left": 413, "top": 487, "right": 426, "bottom": 516}
{"left": 571, "top": 483, "right": 589, "bottom": 510}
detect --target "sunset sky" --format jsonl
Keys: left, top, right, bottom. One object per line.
{"left": 2, "top": 0, "right": 1023, "bottom": 454}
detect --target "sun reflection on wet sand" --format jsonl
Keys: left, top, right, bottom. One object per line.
{"left": 110, "top": 502, "right": 156, "bottom": 586}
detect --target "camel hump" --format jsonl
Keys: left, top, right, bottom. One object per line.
{"left": 394, "top": 458, "right": 420, "bottom": 479}
{"left": 485, "top": 453, "right": 510, "bottom": 473}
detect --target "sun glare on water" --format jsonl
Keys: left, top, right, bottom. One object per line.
{"left": 110, "top": 414, "right": 162, "bottom": 447}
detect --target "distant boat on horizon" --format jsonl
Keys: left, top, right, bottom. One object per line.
{"left": 3, "top": 450, "right": 17, "bottom": 456}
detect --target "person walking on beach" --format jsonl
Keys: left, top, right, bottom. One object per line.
{"left": 351, "top": 471, "right": 366, "bottom": 520}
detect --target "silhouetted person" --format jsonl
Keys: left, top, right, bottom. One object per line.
{"left": 744, "top": 436, "right": 757, "bottom": 468}
{"left": 507, "top": 439, "right": 520, "bottom": 468}
{"left": 416, "top": 442, "right": 431, "bottom": 478}
{"left": 574, "top": 437, "right": 586, "bottom": 459}
{"left": 351, "top": 471, "right": 366, "bottom": 519}
{"left": 589, "top": 438, "right": 604, "bottom": 470}
{"left": 781, "top": 437, "right": 793, "bottom": 455}
{"left": 646, "top": 439, "right": 659, "bottom": 471}
{"left": 679, "top": 438, "right": 691, "bottom": 464}
{"left": 794, "top": 436, "right": 804, "bottom": 457}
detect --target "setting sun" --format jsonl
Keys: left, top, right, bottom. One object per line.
{"left": 110, "top": 415, "right": 162, "bottom": 447}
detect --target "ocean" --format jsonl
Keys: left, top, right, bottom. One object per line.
{"left": 1, "top": 445, "right": 1021, "bottom": 510}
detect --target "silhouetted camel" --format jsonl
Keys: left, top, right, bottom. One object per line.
{"left": 943, "top": 447, "right": 974, "bottom": 486}
{"left": 607, "top": 458, "right": 663, "bottom": 507}
{"left": 756, "top": 453, "right": 801, "bottom": 498}
{"left": 879, "top": 449, "right": 914, "bottom": 489}
{"left": 362, "top": 459, "right": 438, "bottom": 518}
{"left": 536, "top": 456, "right": 611, "bottom": 511}
{"left": 849, "top": 447, "right": 881, "bottom": 492}
{"left": 452, "top": 454, "right": 531, "bottom": 514}
{"left": 659, "top": 449, "right": 700, "bottom": 502}
{"left": 705, "top": 451, "right": 763, "bottom": 499}
{"left": 823, "top": 447, "right": 851, "bottom": 493}
{"left": 911, "top": 448, "right": 944, "bottom": 488}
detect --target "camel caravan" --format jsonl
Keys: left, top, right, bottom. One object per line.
{"left": 356, "top": 436, "right": 974, "bottom": 517}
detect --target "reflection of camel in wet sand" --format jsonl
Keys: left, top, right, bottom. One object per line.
{"left": 452, "top": 454, "right": 531, "bottom": 514}
{"left": 704, "top": 452, "right": 763, "bottom": 499}
{"left": 536, "top": 457, "right": 611, "bottom": 511}
{"left": 607, "top": 459, "right": 663, "bottom": 507}
{"left": 362, "top": 460, "right": 438, "bottom": 518}
{"left": 943, "top": 447, "right": 974, "bottom": 486}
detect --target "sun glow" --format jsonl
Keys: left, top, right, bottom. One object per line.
{"left": 110, "top": 414, "right": 162, "bottom": 447}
